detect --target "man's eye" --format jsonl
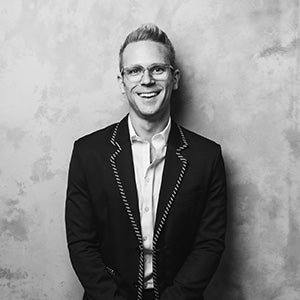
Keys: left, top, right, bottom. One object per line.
{"left": 151, "top": 66, "right": 165, "bottom": 74}
{"left": 127, "top": 68, "right": 142, "bottom": 76}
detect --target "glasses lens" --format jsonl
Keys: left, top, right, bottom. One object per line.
{"left": 125, "top": 66, "right": 143, "bottom": 78}
{"left": 123, "top": 64, "right": 172, "bottom": 82}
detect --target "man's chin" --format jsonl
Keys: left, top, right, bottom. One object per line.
{"left": 139, "top": 109, "right": 157, "bottom": 118}
{"left": 136, "top": 107, "right": 170, "bottom": 122}
{"left": 133, "top": 97, "right": 160, "bottom": 113}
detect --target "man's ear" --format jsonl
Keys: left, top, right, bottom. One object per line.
{"left": 117, "top": 75, "right": 126, "bottom": 94}
{"left": 172, "top": 69, "right": 180, "bottom": 90}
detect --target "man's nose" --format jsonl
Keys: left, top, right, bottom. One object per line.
{"left": 141, "top": 69, "right": 155, "bottom": 85}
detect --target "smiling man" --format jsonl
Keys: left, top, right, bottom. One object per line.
{"left": 66, "top": 24, "right": 227, "bottom": 300}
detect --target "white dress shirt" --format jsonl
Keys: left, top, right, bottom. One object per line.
{"left": 128, "top": 116, "right": 171, "bottom": 289}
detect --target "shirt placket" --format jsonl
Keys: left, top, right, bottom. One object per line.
{"left": 140, "top": 142, "right": 155, "bottom": 287}
{"left": 141, "top": 140, "right": 162, "bottom": 245}
{"left": 142, "top": 164, "right": 154, "bottom": 248}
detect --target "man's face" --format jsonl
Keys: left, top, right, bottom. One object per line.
{"left": 118, "top": 41, "right": 180, "bottom": 122}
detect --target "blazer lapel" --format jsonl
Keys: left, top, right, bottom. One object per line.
{"left": 109, "top": 115, "right": 142, "bottom": 243}
{"left": 153, "top": 121, "right": 189, "bottom": 247}
{"left": 109, "top": 115, "right": 146, "bottom": 299}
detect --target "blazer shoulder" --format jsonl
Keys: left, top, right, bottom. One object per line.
{"left": 179, "top": 125, "right": 222, "bottom": 154}
{"left": 74, "top": 122, "right": 118, "bottom": 151}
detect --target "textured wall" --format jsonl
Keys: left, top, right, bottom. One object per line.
{"left": 0, "top": 1, "right": 299, "bottom": 299}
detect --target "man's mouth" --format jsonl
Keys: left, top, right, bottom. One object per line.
{"left": 137, "top": 91, "right": 161, "bottom": 98}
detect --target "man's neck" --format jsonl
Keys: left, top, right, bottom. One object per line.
{"left": 129, "top": 113, "right": 170, "bottom": 142}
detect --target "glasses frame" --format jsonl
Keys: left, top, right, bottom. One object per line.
{"left": 121, "top": 63, "right": 175, "bottom": 83}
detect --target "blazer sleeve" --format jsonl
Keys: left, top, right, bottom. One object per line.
{"left": 65, "top": 141, "right": 127, "bottom": 300}
{"left": 160, "top": 146, "right": 227, "bottom": 300}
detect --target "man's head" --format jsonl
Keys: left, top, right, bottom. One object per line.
{"left": 119, "top": 23, "right": 176, "bottom": 71}
{"left": 118, "top": 24, "right": 180, "bottom": 122}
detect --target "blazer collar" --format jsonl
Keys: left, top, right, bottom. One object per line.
{"left": 111, "top": 114, "right": 131, "bottom": 148}
{"left": 113, "top": 114, "right": 187, "bottom": 151}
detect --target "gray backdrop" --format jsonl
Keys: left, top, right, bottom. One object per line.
{"left": 0, "top": 1, "right": 299, "bottom": 299}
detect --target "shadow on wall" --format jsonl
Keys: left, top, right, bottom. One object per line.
{"left": 170, "top": 62, "right": 190, "bottom": 124}
{"left": 170, "top": 60, "right": 209, "bottom": 132}
{"left": 171, "top": 64, "right": 243, "bottom": 300}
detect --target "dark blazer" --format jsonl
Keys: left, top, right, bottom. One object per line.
{"left": 65, "top": 115, "right": 227, "bottom": 300}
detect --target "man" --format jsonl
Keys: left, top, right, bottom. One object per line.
{"left": 65, "top": 24, "right": 227, "bottom": 300}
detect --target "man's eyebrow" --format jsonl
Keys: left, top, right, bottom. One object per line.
{"left": 125, "top": 64, "right": 143, "bottom": 68}
{"left": 125, "top": 63, "right": 167, "bottom": 68}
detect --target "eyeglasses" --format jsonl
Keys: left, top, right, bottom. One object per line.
{"left": 121, "top": 63, "right": 174, "bottom": 83}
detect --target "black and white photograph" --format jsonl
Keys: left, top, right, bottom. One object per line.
{"left": 0, "top": 1, "right": 299, "bottom": 300}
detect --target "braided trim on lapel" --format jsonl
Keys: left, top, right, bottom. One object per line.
{"left": 152, "top": 124, "right": 188, "bottom": 300}
{"left": 109, "top": 123, "right": 144, "bottom": 300}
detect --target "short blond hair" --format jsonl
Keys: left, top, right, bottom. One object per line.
{"left": 119, "top": 23, "right": 176, "bottom": 71}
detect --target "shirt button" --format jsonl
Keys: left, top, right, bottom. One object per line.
{"left": 143, "top": 236, "right": 147, "bottom": 241}
{"left": 145, "top": 207, "right": 149, "bottom": 212}
{"left": 146, "top": 177, "right": 150, "bottom": 183}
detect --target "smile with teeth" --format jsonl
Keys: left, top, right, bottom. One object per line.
{"left": 137, "top": 91, "right": 160, "bottom": 98}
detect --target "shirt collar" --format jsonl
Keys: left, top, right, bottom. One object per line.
{"left": 128, "top": 115, "right": 171, "bottom": 146}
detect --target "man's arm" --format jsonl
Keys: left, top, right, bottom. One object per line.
{"left": 65, "top": 141, "right": 127, "bottom": 300}
{"left": 160, "top": 146, "right": 227, "bottom": 300}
